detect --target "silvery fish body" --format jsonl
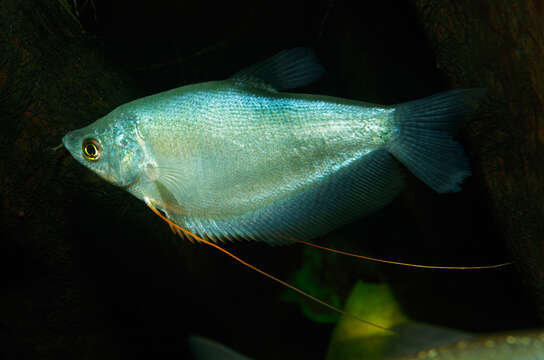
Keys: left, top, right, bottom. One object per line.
{"left": 189, "top": 328, "right": 544, "bottom": 360}
{"left": 328, "top": 283, "right": 543, "bottom": 360}
{"left": 390, "top": 328, "right": 544, "bottom": 360}
{"left": 63, "top": 48, "right": 480, "bottom": 243}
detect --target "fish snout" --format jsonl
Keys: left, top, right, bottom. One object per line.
{"left": 62, "top": 130, "right": 82, "bottom": 157}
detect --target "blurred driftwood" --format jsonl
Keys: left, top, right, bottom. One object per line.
{"left": 0, "top": 0, "right": 136, "bottom": 358}
{"left": 415, "top": 0, "right": 544, "bottom": 318}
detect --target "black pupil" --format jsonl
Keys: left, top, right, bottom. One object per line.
{"left": 86, "top": 144, "right": 96, "bottom": 156}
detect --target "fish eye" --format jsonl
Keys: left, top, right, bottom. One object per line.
{"left": 82, "top": 138, "right": 101, "bottom": 161}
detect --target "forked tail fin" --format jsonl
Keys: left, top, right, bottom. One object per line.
{"left": 386, "top": 89, "right": 485, "bottom": 193}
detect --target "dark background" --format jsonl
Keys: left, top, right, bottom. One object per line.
{"left": 1, "top": 0, "right": 542, "bottom": 359}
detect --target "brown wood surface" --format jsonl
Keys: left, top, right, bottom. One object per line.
{"left": 415, "top": 0, "right": 544, "bottom": 317}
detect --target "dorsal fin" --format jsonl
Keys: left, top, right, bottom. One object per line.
{"left": 230, "top": 47, "right": 324, "bottom": 91}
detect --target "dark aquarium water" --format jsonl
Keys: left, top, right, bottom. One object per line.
{"left": 1, "top": 0, "right": 543, "bottom": 359}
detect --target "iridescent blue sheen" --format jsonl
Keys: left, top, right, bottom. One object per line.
{"left": 63, "top": 49, "right": 478, "bottom": 243}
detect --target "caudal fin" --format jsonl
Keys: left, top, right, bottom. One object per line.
{"left": 386, "top": 89, "right": 485, "bottom": 193}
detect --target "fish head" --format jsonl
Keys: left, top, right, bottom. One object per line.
{"left": 63, "top": 109, "right": 144, "bottom": 188}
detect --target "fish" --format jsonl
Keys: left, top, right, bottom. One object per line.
{"left": 189, "top": 324, "right": 544, "bottom": 360}
{"left": 327, "top": 282, "right": 544, "bottom": 360}
{"left": 342, "top": 323, "right": 544, "bottom": 360}
{"left": 389, "top": 327, "right": 544, "bottom": 360}
{"left": 326, "top": 281, "right": 544, "bottom": 360}
{"left": 188, "top": 329, "right": 544, "bottom": 360}
{"left": 62, "top": 47, "right": 482, "bottom": 244}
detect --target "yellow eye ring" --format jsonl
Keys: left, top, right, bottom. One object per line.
{"left": 82, "top": 138, "right": 101, "bottom": 161}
